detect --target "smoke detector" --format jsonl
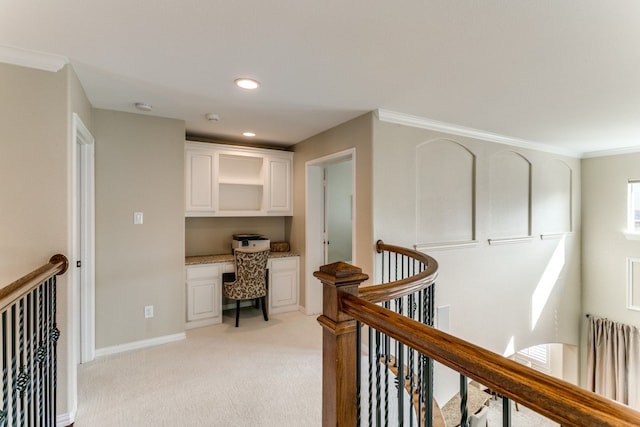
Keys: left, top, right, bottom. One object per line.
{"left": 205, "top": 113, "right": 220, "bottom": 122}
{"left": 134, "top": 102, "right": 153, "bottom": 112}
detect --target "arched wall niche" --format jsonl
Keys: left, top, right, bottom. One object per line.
{"left": 537, "top": 159, "right": 572, "bottom": 234}
{"left": 415, "top": 139, "right": 476, "bottom": 246}
{"left": 489, "top": 151, "right": 532, "bottom": 240}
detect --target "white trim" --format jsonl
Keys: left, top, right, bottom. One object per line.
{"left": 95, "top": 333, "right": 186, "bottom": 358}
{"left": 626, "top": 258, "right": 640, "bottom": 312}
{"left": 376, "top": 108, "right": 582, "bottom": 158}
{"left": 57, "top": 411, "right": 76, "bottom": 427}
{"left": 624, "top": 232, "right": 640, "bottom": 241}
{"left": 415, "top": 240, "right": 478, "bottom": 251}
{"left": 488, "top": 236, "right": 535, "bottom": 246}
{"left": 72, "top": 113, "right": 96, "bottom": 365}
{"left": 582, "top": 144, "right": 640, "bottom": 159}
{"left": 0, "top": 45, "right": 68, "bottom": 72}
{"left": 540, "top": 232, "right": 573, "bottom": 240}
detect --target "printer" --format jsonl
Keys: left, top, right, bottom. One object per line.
{"left": 231, "top": 234, "right": 270, "bottom": 250}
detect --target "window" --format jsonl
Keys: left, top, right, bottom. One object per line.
{"left": 516, "top": 344, "right": 550, "bottom": 373}
{"left": 627, "top": 181, "right": 640, "bottom": 235}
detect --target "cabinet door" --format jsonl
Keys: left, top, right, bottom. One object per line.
{"left": 267, "top": 157, "right": 292, "bottom": 214}
{"left": 269, "top": 257, "right": 299, "bottom": 313}
{"left": 186, "top": 265, "right": 221, "bottom": 322}
{"left": 185, "top": 148, "right": 216, "bottom": 215}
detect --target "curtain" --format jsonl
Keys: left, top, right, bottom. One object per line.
{"left": 587, "top": 316, "right": 640, "bottom": 410}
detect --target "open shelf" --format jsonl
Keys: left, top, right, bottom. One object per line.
{"left": 218, "top": 154, "right": 263, "bottom": 185}
{"left": 218, "top": 183, "right": 263, "bottom": 211}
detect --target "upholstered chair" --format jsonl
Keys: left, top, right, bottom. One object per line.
{"left": 223, "top": 248, "right": 270, "bottom": 327}
{"left": 469, "top": 405, "right": 489, "bottom": 427}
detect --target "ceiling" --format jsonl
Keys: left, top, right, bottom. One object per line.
{"left": 2, "top": 1, "right": 639, "bottom": 157}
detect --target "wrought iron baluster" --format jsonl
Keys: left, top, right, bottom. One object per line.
{"left": 26, "top": 293, "right": 34, "bottom": 426}
{"left": 44, "top": 279, "right": 51, "bottom": 426}
{"left": 368, "top": 326, "right": 374, "bottom": 427}
{"left": 375, "top": 329, "right": 382, "bottom": 426}
{"left": 52, "top": 277, "right": 59, "bottom": 426}
{"left": 1, "top": 311, "right": 8, "bottom": 427}
{"left": 356, "top": 320, "right": 362, "bottom": 426}
{"left": 503, "top": 396, "right": 512, "bottom": 427}
{"left": 37, "top": 284, "right": 44, "bottom": 425}
{"left": 407, "top": 294, "right": 415, "bottom": 426}
{"left": 383, "top": 304, "right": 390, "bottom": 426}
{"left": 459, "top": 375, "right": 468, "bottom": 427}
{"left": 10, "top": 305, "right": 17, "bottom": 427}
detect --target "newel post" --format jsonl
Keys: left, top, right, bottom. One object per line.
{"left": 314, "top": 262, "right": 369, "bottom": 427}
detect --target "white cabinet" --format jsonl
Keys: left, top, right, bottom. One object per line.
{"left": 267, "top": 157, "right": 292, "bottom": 213}
{"left": 185, "top": 149, "right": 215, "bottom": 214}
{"left": 185, "top": 141, "right": 293, "bottom": 217}
{"left": 185, "top": 264, "right": 222, "bottom": 328}
{"left": 185, "top": 255, "right": 299, "bottom": 329}
{"left": 268, "top": 256, "right": 299, "bottom": 314}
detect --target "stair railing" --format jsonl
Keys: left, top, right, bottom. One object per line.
{"left": 315, "top": 241, "right": 640, "bottom": 427}
{"left": 0, "top": 254, "right": 68, "bottom": 427}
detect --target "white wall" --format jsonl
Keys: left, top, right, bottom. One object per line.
{"left": 581, "top": 153, "right": 640, "bottom": 384}
{"left": 372, "top": 119, "right": 582, "bottom": 398}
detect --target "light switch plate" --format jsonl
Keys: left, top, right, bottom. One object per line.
{"left": 134, "top": 212, "right": 144, "bottom": 225}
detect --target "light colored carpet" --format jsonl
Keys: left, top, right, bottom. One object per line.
{"left": 485, "top": 395, "right": 559, "bottom": 426}
{"left": 75, "top": 309, "right": 323, "bottom": 427}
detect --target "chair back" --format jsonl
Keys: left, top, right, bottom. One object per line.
{"left": 469, "top": 405, "right": 488, "bottom": 427}
{"left": 224, "top": 248, "right": 270, "bottom": 300}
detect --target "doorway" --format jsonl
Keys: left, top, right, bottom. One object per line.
{"left": 72, "top": 113, "right": 95, "bottom": 364}
{"left": 305, "top": 148, "right": 355, "bottom": 315}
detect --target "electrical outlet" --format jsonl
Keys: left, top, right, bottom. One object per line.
{"left": 144, "top": 305, "right": 154, "bottom": 319}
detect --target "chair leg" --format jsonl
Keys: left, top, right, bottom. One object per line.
{"left": 261, "top": 296, "right": 268, "bottom": 321}
{"left": 235, "top": 300, "right": 240, "bottom": 327}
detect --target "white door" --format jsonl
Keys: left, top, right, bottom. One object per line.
{"left": 305, "top": 149, "right": 355, "bottom": 315}
{"left": 324, "top": 160, "right": 353, "bottom": 264}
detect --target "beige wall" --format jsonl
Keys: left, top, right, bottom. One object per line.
{"left": 185, "top": 216, "right": 286, "bottom": 256}
{"left": 372, "top": 119, "right": 582, "bottom": 387}
{"left": 581, "top": 153, "right": 640, "bottom": 383}
{"left": 93, "top": 109, "right": 185, "bottom": 349}
{"left": 0, "top": 63, "right": 69, "bottom": 284}
{"left": 290, "top": 113, "right": 374, "bottom": 310}
{"left": 0, "top": 62, "right": 89, "bottom": 419}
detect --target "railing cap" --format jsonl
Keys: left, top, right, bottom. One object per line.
{"left": 314, "top": 261, "right": 369, "bottom": 286}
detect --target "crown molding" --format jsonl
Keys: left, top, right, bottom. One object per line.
{"left": 0, "top": 45, "right": 68, "bottom": 72}
{"left": 375, "top": 108, "right": 582, "bottom": 158}
{"left": 581, "top": 144, "right": 640, "bottom": 159}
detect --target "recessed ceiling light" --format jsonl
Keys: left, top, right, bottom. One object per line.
{"left": 134, "top": 102, "right": 153, "bottom": 112}
{"left": 242, "top": 132, "right": 256, "bottom": 137}
{"left": 234, "top": 78, "right": 260, "bottom": 90}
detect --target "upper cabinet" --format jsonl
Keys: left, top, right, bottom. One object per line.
{"left": 185, "top": 141, "right": 293, "bottom": 217}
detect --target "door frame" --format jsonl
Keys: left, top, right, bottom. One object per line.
{"left": 305, "top": 148, "right": 356, "bottom": 315}
{"left": 71, "top": 113, "right": 96, "bottom": 364}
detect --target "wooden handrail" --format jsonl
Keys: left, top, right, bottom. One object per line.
{"left": 359, "top": 240, "right": 438, "bottom": 303}
{"left": 341, "top": 293, "right": 640, "bottom": 427}
{"left": 0, "top": 254, "right": 69, "bottom": 313}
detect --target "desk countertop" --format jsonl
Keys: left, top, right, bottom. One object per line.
{"left": 185, "top": 252, "right": 299, "bottom": 265}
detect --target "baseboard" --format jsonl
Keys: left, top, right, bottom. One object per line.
{"left": 57, "top": 410, "right": 76, "bottom": 427}
{"left": 95, "top": 332, "right": 186, "bottom": 358}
